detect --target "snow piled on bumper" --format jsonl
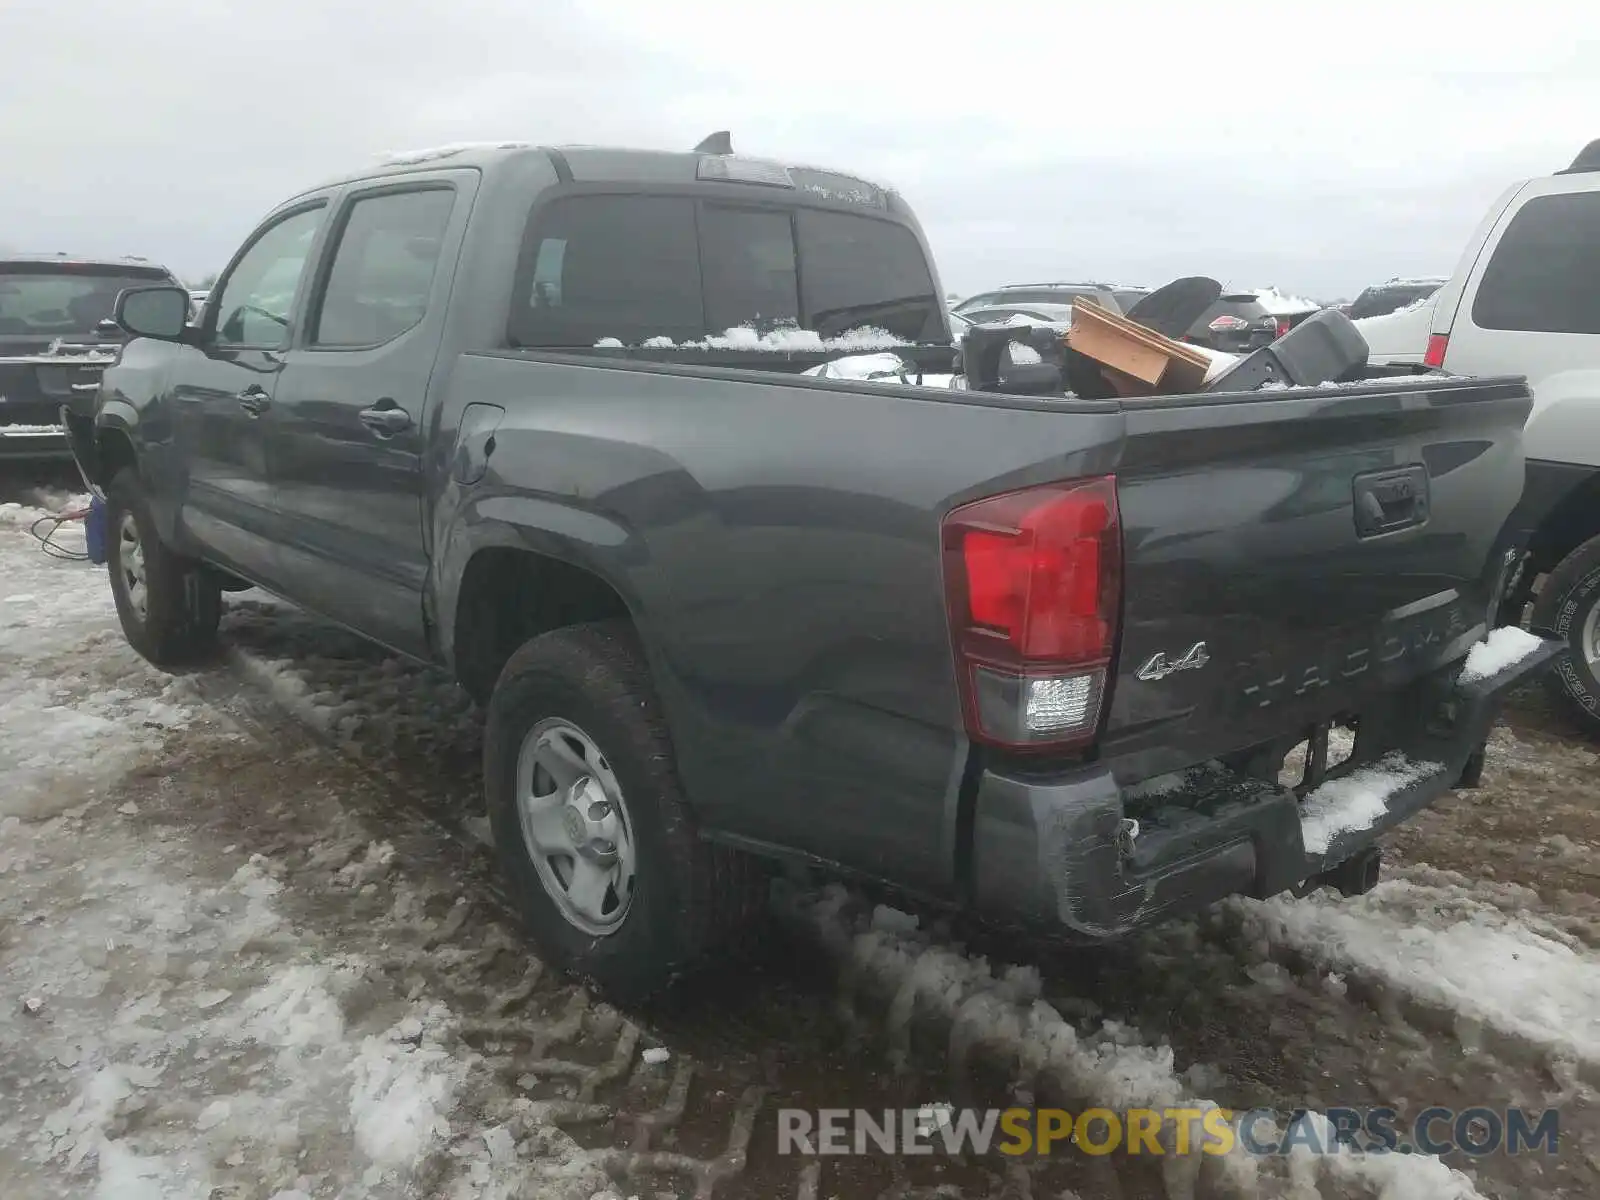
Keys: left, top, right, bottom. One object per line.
{"left": 1458, "top": 625, "right": 1546, "bottom": 684}
{"left": 1298, "top": 752, "right": 1444, "bottom": 855}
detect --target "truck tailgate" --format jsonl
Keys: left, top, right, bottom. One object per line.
{"left": 1101, "top": 376, "right": 1533, "bottom": 777}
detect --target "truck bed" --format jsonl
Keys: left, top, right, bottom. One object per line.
{"left": 434, "top": 347, "right": 1536, "bottom": 910}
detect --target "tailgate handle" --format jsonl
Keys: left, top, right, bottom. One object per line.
{"left": 1353, "top": 466, "right": 1429, "bottom": 537}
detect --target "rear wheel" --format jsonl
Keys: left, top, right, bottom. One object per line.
{"left": 1530, "top": 532, "right": 1600, "bottom": 730}
{"left": 483, "top": 620, "right": 765, "bottom": 999}
{"left": 104, "top": 468, "right": 221, "bottom": 666}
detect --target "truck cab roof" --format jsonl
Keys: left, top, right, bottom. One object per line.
{"left": 307, "top": 141, "right": 907, "bottom": 217}
{"left": 0, "top": 253, "right": 171, "bottom": 274}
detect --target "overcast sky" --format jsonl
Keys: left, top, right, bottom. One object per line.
{"left": 3, "top": 1, "right": 1595, "bottom": 300}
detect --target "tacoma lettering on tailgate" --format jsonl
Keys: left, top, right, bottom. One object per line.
{"left": 1233, "top": 600, "right": 1470, "bottom": 714}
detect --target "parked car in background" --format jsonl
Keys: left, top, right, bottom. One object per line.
{"left": 1, "top": 253, "right": 181, "bottom": 457}
{"left": 68, "top": 138, "right": 1553, "bottom": 998}
{"left": 1183, "top": 288, "right": 1321, "bottom": 353}
{"left": 1352, "top": 297, "right": 1436, "bottom": 365}
{"left": 1355, "top": 138, "right": 1600, "bottom": 732}
{"left": 1348, "top": 276, "right": 1446, "bottom": 320}
{"left": 1109, "top": 284, "right": 1151, "bottom": 311}
{"left": 189, "top": 290, "right": 209, "bottom": 321}
{"left": 0, "top": 254, "right": 179, "bottom": 355}
{"left": 952, "top": 282, "right": 1126, "bottom": 317}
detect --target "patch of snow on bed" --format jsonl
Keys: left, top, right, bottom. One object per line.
{"left": 1297, "top": 752, "right": 1442, "bottom": 854}
{"left": 1006, "top": 340, "right": 1043, "bottom": 365}
{"left": 802, "top": 351, "right": 909, "bottom": 381}
{"left": 1241, "top": 876, "right": 1600, "bottom": 1067}
{"left": 610, "top": 324, "right": 910, "bottom": 352}
{"left": 1458, "top": 625, "right": 1545, "bottom": 684}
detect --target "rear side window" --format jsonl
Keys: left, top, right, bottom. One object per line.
{"left": 509, "top": 194, "right": 941, "bottom": 347}
{"left": 796, "top": 209, "right": 939, "bottom": 341}
{"left": 510, "top": 196, "right": 704, "bottom": 347}
{"left": 313, "top": 189, "right": 455, "bottom": 348}
{"left": 1473, "top": 192, "right": 1600, "bottom": 334}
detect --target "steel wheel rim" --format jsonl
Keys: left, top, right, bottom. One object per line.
{"left": 119, "top": 512, "right": 148, "bottom": 621}
{"left": 1583, "top": 595, "right": 1600, "bottom": 671}
{"left": 514, "top": 717, "right": 637, "bottom": 936}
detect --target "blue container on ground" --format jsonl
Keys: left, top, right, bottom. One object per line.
{"left": 85, "top": 495, "right": 107, "bottom": 565}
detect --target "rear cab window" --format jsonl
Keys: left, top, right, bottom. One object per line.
{"left": 0, "top": 262, "right": 172, "bottom": 337}
{"left": 507, "top": 190, "right": 942, "bottom": 349}
{"left": 1472, "top": 191, "right": 1600, "bottom": 334}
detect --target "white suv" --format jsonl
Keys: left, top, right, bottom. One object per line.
{"left": 1373, "top": 139, "right": 1600, "bottom": 726}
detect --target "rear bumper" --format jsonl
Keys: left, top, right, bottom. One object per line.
{"left": 970, "top": 636, "right": 1560, "bottom": 939}
{"left": 0, "top": 422, "right": 72, "bottom": 460}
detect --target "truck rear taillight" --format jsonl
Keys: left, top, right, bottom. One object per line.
{"left": 942, "top": 477, "right": 1121, "bottom": 750}
{"left": 1275, "top": 317, "right": 1292, "bottom": 338}
{"left": 1424, "top": 333, "right": 1449, "bottom": 369}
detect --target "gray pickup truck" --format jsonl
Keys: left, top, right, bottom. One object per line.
{"left": 65, "top": 141, "right": 1556, "bottom": 997}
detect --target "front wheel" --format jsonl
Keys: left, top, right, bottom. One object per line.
{"left": 104, "top": 468, "right": 221, "bottom": 666}
{"left": 1530, "top": 532, "right": 1600, "bottom": 731}
{"left": 483, "top": 621, "right": 764, "bottom": 999}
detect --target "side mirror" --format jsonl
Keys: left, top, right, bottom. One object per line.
{"left": 115, "top": 285, "right": 190, "bottom": 341}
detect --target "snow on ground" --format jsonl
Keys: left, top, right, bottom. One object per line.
{"left": 1239, "top": 872, "right": 1600, "bottom": 1069}
{"left": 781, "top": 885, "right": 1486, "bottom": 1199}
{"left": 1459, "top": 626, "right": 1547, "bottom": 684}
{"left": 0, "top": 510, "right": 625, "bottom": 1200}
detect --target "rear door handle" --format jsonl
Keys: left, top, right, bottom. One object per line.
{"left": 358, "top": 401, "right": 413, "bottom": 437}
{"left": 237, "top": 386, "right": 271, "bottom": 416}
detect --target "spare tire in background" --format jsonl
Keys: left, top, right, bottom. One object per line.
{"left": 1530, "top": 532, "right": 1600, "bottom": 731}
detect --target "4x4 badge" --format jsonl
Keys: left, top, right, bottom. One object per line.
{"left": 1135, "top": 642, "right": 1210, "bottom": 682}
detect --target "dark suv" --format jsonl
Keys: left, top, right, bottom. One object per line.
{"left": 1, "top": 254, "right": 180, "bottom": 454}
{"left": 1185, "top": 291, "right": 1322, "bottom": 353}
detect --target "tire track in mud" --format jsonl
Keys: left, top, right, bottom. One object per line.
{"left": 214, "top": 598, "right": 1600, "bottom": 1199}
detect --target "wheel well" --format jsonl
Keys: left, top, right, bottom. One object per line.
{"left": 97, "top": 428, "right": 137, "bottom": 484}
{"left": 1528, "top": 472, "right": 1600, "bottom": 577}
{"left": 452, "top": 548, "right": 631, "bottom": 703}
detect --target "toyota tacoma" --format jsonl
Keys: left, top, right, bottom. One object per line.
{"left": 65, "top": 139, "right": 1556, "bottom": 996}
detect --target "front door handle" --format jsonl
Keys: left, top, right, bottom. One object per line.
{"left": 358, "top": 401, "right": 413, "bottom": 437}
{"left": 237, "top": 386, "right": 271, "bottom": 416}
